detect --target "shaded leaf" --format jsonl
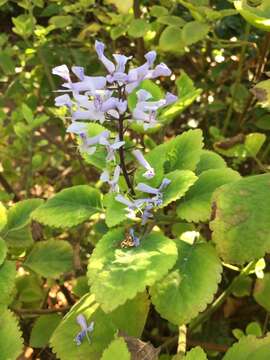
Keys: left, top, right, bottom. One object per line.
{"left": 0, "top": 261, "right": 16, "bottom": 306}
{"left": 30, "top": 314, "right": 62, "bottom": 348}
{"left": 25, "top": 239, "right": 73, "bottom": 278}
{"left": 177, "top": 168, "right": 240, "bottom": 222}
{"left": 223, "top": 334, "right": 270, "bottom": 359}
{"left": 101, "top": 338, "right": 131, "bottom": 360}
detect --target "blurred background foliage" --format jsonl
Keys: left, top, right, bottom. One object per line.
{"left": 0, "top": 0, "right": 270, "bottom": 358}
{"left": 1, "top": 0, "right": 269, "bottom": 203}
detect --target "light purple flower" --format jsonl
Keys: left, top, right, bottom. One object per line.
{"left": 66, "top": 122, "right": 88, "bottom": 134}
{"left": 136, "top": 178, "right": 171, "bottom": 207}
{"left": 99, "top": 136, "right": 125, "bottom": 162}
{"left": 74, "top": 314, "right": 94, "bottom": 346}
{"left": 100, "top": 165, "right": 121, "bottom": 192}
{"left": 52, "top": 64, "right": 71, "bottom": 82}
{"left": 115, "top": 194, "right": 145, "bottom": 219}
{"left": 78, "top": 130, "right": 110, "bottom": 155}
{"left": 95, "top": 40, "right": 132, "bottom": 83}
{"left": 132, "top": 149, "right": 155, "bottom": 179}
{"left": 54, "top": 94, "right": 72, "bottom": 108}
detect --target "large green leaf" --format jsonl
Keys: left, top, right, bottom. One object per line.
{"left": 223, "top": 334, "right": 270, "bottom": 360}
{"left": 0, "top": 260, "right": 16, "bottom": 306}
{"left": 150, "top": 240, "right": 222, "bottom": 325}
{"left": 161, "top": 170, "right": 198, "bottom": 207}
{"left": 88, "top": 228, "right": 177, "bottom": 312}
{"left": 30, "top": 314, "right": 62, "bottom": 348}
{"left": 32, "top": 185, "right": 101, "bottom": 228}
{"left": 1, "top": 199, "right": 43, "bottom": 248}
{"left": 51, "top": 292, "right": 148, "bottom": 360}
{"left": 177, "top": 169, "right": 240, "bottom": 222}
{"left": 253, "top": 273, "right": 270, "bottom": 311}
{"left": 196, "top": 150, "right": 227, "bottom": 174}
{"left": 164, "top": 129, "right": 203, "bottom": 173}
{"left": 101, "top": 338, "right": 131, "bottom": 360}
{"left": 0, "top": 309, "right": 23, "bottom": 360}
{"left": 210, "top": 174, "right": 270, "bottom": 264}
{"left": 25, "top": 239, "right": 73, "bottom": 278}
{"left": 234, "top": 0, "right": 270, "bottom": 31}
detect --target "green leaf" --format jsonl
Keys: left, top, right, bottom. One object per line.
{"left": 253, "top": 273, "right": 270, "bottom": 311}
{"left": 1, "top": 199, "right": 43, "bottom": 248}
{"left": 111, "top": 24, "right": 126, "bottom": 40}
{"left": 181, "top": 21, "right": 210, "bottom": 45}
{"left": 0, "top": 309, "right": 23, "bottom": 360}
{"left": 3, "top": 199, "right": 43, "bottom": 232}
{"left": 157, "top": 15, "right": 186, "bottom": 27}
{"left": 88, "top": 228, "right": 177, "bottom": 312}
{"left": 245, "top": 322, "right": 262, "bottom": 337}
{"left": 0, "top": 202, "right": 7, "bottom": 231}
{"left": 51, "top": 292, "right": 147, "bottom": 360}
{"left": 25, "top": 239, "right": 73, "bottom": 278}
{"left": 160, "top": 71, "right": 202, "bottom": 124}
{"left": 109, "top": 292, "right": 150, "bottom": 337}
{"left": 234, "top": 0, "right": 270, "bottom": 31}
{"left": 196, "top": 150, "right": 227, "bottom": 175}
{"left": 0, "top": 237, "right": 7, "bottom": 265}
{"left": 159, "top": 26, "right": 184, "bottom": 53}
{"left": 0, "top": 261, "right": 16, "bottom": 306}
{"left": 210, "top": 174, "right": 270, "bottom": 264}
{"left": 16, "top": 273, "right": 44, "bottom": 304}
{"left": 150, "top": 5, "right": 169, "bottom": 17}
{"left": 231, "top": 276, "right": 252, "bottom": 297}
{"left": 164, "top": 129, "right": 204, "bottom": 173}
{"left": 128, "top": 19, "right": 150, "bottom": 38}
{"left": 49, "top": 15, "right": 73, "bottom": 28}
{"left": 103, "top": 193, "right": 127, "bottom": 228}
{"left": 245, "top": 133, "right": 266, "bottom": 157}
{"left": 177, "top": 169, "right": 241, "bottom": 222}
{"left": 0, "top": 52, "right": 15, "bottom": 75}
{"left": 32, "top": 185, "right": 101, "bottom": 228}
{"left": 12, "top": 14, "right": 35, "bottom": 38}
{"left": 252, "top": 79, "right": 270, "bottom": 108}
{"left": 101, "top": 338, "right": 131, "bottom": 360}
{"left": 150, "top": 240, "right": 221, "bottom": 325}
{"left": 223, "top": 334, "right": 270, "bottom": 360}
{"left": 72, "top": 276, "right": 89, "bottom": 298}
{"left": 255, "top": 114, "right": 270, "bottom": 130}
{"left": 30, "top": 314, "right": 62, "bottom": 348}
{"left": 22, "top": 103, "right": 34, "bottom": 124}
{"left": 162, "top": 170, "right": 198, "bottom": 207}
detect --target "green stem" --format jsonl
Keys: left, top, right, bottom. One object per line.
{"left": 189, "top": 260, "right": 256, "bottom": 332}
{"left": 222, "top": 24, "right": 250, "bottom": 134}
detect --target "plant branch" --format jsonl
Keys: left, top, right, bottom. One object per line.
{"left": 133, "top": 0, "right": 145, "bottom": 64}
{"left": 223, "top": 23, "right": 250, "bottom": 134}
{"left": 118, "top": 114, "right": 135, "bottom": 195}
{"left": 0, "top": 173, "right": 20, "bottom": 202}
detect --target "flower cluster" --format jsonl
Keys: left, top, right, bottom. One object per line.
{"left": 52, "top": 40, "right": 177, "bottom": 243}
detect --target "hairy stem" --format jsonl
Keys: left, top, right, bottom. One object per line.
{"left": 177, "top": 325, "right": 187, "bottom": 357}
{"left": 118, "top": 115, "right": 135, "bottom": 195}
